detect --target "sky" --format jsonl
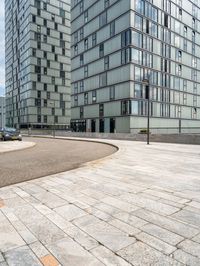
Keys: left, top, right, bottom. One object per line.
{"left": 0, "top": 1, "right": 5, "bottom": 96}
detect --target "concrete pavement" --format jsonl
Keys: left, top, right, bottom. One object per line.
{"left": 0, "top": 138, "right": 200, "bottom": 265}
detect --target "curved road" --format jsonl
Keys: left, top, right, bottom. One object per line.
{"left": 0, "top": 137, "right": 117, "bottom": 187}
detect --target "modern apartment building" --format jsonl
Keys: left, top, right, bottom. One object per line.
{"left": 5, "top": 0, "right": 71, "bottom": 129}
{"left": 71, "top": 0, "right": 200, "bottom": 133}
{"left": 0, "top": 97, "right": 6, "bottom": 128}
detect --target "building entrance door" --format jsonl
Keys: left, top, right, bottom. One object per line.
{"left": 99, "top": 119, "right": 104, "bottom": 133}
{"left": 110, "top": 118, "right": 115, "bottom": 133}
{"left": 91, "top": 119, "right": 96, "bottom": 132}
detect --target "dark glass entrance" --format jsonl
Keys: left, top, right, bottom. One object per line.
{"left": 110, "top": 118, "right": 115, "bottom": 133}
{"left": 91, "top": 119, "right": 96, "bottom": 132}
{"left": 71, "top": 120, "right": 86, "bottom": 132}
{"left": 99, "top": 119, "right": 104, "bottom": 133}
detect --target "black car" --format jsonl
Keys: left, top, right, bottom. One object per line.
{"left": 0, "top": 127, "right": 22, "bottom": 141}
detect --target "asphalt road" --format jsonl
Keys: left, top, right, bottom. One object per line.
{"left": 0, "top": 137, "right": 117, "bottom": 188}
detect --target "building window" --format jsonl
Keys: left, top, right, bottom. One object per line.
{"left": 80, "top": 27, "right": 84, "bottom": 40}
{"left": 131, "top": 30, "right": 142, "bottom": 48}
{"left": 80, "top": 54, "right": 84, "bottom": 66}
{"left": 110, "top": 21, "right": 115, "bottom": 37}
{"left": 80, "top": 80, "right": 84, "bottom": 92}
{"left": 92, "top": 32, "right": 97, "bottom": 46}
{"left": 43, "top": 19, "right": 47, "bottom": 27}
{"left": 37, "top": 115, "right": 41, "bottom": 123}
{"left": 99, "top": 72, "right": 107, "bottom": 87}
{"left": 32, "top": 81, "right": 36, "bottom": 90}
{"left": 74, "top": 31, "right": 78, "bottom": 43}
{"left": 34, "top": 0, "right": 40, "bottom": 8}
{"left": 43, "top": 2, "right": 47, "bottom": 10}
{"left": 104, "top": 0, "right": 110, "bottom": 8}
{"left": 43, "top": 35, "right": 47, "bottom": 43}
{"left": 60, "top": 8, "right": 65, "bottom": 17}
{"left": 92, "top": 90, "right": 97, "bottom": 103}
{"left": 84, "top": 38, "right": 88, "bottom": 50}
{"left": 47, "top": 28, "right": 50, "bottom": 36}
{"left": 74, "top": 95, "right": 78, "bottom": 106}
{"left": 135, "top": 14, "right": 143, "bottom": 31}
{"left": 132, "top": 48, "right": 142, "bottom": 64}
{"left": 35, "top": 66, "right": 41, "bottom": 73}
{"left": 192, "top": 31, "right": 195, "bottom": 42}
{"left": 32, "top": 15, "right": 36, "bottom": 23}
{"left": 184, "top": 26, "right": 187, "bottom": 37}
{"left": 104, "top": 56, "right": 109, "bottom": 70}
{"left": 99, "top": 11, "right": 107, "bottom": 27}
{"left": 60, "top": 40, "right": 65, "bottom": 48}
{"left": 80, "top": 1, "right": 84, "bottom": 13}
{"left": 99, "top": 43, "right": 104, "bottom": 57}
{"left": 60, "top": 71, "right": 65, "bottom": 78}
{"left": 52, "top": 45, "right": 55, "bottom": 53}
{"left": 99, "top": 104, "right": 104, "bottom": 117}
{"left": 35, "top": 99, "right": 41, "bottom": 107}
{"left": 74, "top": 44, "right": 78, "bottom": 55}
{"left": 84, "top": 93, "right": 88, "bottom": 104}
{"left": 44, "top": 67, "right": 47, "bottom": 75}
{"left": 109, "top": 86, "right": 115, "bottom": 100}
{"left": 84, "top": 66, "right": 88, "bottom": 77}
{"left": 32, "top": 48, "right": 36, "bottom": 57}
{"left": 121, "top": 48, "right": 131, "bottom": 64}
{"left": 52, "top": 108, "right": 55, "bottom": 115}
{"left": 192, "top": 18, "right": 196, "bottom": 29}
{"left": 121, "top": 29, "right": 131, "bottom": 47}
{"left": 121, "top": 100, "right": 130, "bottom": 115}
{"left": 74, "top": 82, "right": 78, "bottom": 93}
{"left": 176, "top": 64, "right": 182, "bottom": 76}
{"left": 80, "top": 106, "right": 84, "bottom": 118}
{"left": 44, "top": 115, "right": 47, "bottom": 123}
{"left": 164, "top": 13, "right": 168, "bottom": 27}
{"left": 84, "top": 10, "right": 88, "bottom": 23}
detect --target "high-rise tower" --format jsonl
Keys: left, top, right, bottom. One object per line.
{"left": 5, "top": 0, "right": 71, "bottom": 129}
{"left": 71, "top": 0, "right": 200, "bottom": 134}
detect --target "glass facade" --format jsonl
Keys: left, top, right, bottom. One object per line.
{"left": 71, "top": 0, "right": 200, "bottom": 133}
{"left": 5, "top": 0, "right": 71, "bottom": 129}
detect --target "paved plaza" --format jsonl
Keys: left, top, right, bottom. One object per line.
{"left": 0, "top": 141, "right": 35, "bottom": 154}
{"left": 0, "top": 138, "right": 200, "bottom": 265}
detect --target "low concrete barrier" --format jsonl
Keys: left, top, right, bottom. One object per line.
{"left": 21, "top": 130, "right": 200, "bottom": 145}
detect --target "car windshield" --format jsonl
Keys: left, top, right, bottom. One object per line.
{"left": 4, "top": 127, "right": 17, "bottom": 132}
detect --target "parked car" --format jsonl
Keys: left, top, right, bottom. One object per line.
{"left": 0, "top": 127, "right": 22, "bottom": 141}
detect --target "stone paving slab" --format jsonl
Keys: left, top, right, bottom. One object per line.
{"left": 0, "top": 138, "right": 200, "bottom": 265}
